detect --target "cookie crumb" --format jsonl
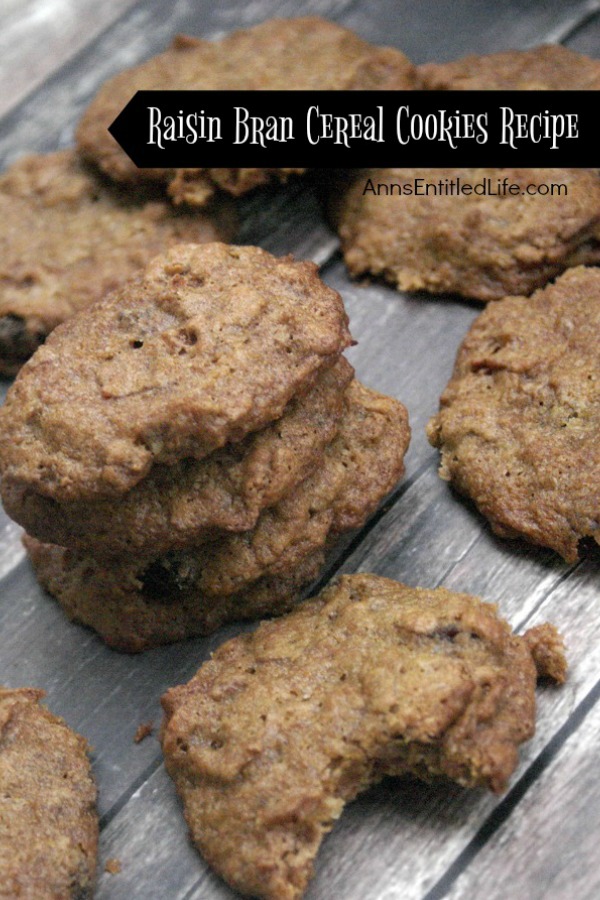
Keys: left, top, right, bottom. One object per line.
{"left": 524, "top": 624, "right": 567, "bottom": 684}
{"left": 105, "top": 858, "right": 122, "bottom": 875}
{"left": 134, "top": 722, "right": 153, "bottom": 744}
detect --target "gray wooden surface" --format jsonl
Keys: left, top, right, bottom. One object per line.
{"left": 0, "top": 2, "right": 598, "bottom": 898}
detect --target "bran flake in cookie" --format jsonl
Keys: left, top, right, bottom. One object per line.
{"left": 0, "top": 243, "right": 351, "bottom": 501}
{"left": 76, "top": 17, "right": 418, "bottom": 204}
{"left": 0, "top": 688, "right": 98, "bottom": 898}
{"left": 334, "top": 167, "right": 600, "bottom": 301}
{"left": 160, "top": 573, "right": 566, "bottom": 900}
{"left": 427, "top": 266, "right": 600, "bottom": 562}
{"left": 0, "top": 149, "right": 235, "bottom": 375}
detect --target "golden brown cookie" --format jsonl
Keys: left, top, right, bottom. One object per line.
{"left": 24, "top": 537, "right": 328, "bottom": 653}
{"left": 427, "top": 266, "right": 600, "bottom": 562}
{"left": 0, "top": 149, "right": 235, "bottom": 376}
{"left": 333, "top": 167, "right": 600, "bottom": 301}
{"left": 420, "top": 44, "right": 600, "bottom": 90}
{"left": 0, "top": 688, "right": 98, "bottom": 897}
{"left": 76, "top": 17, "right": 418, "bottom": 204}
{"left": 3, "top": 358, "right": 354, "bottom": 558}
{"left": 24, "top": 381, "right": 410, "bottom": 650}
{"left": 0, "top": 243, "right": 352, "bottom": 501}
{"left": 160, "top": 573, "right": 566, "bottom": 900}
{"left": 172, "top": 380, "right": 408, "bottom": 598}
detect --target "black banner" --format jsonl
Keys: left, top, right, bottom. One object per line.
{"left": 108, "top": 90, "right": 596, "bottom": 168}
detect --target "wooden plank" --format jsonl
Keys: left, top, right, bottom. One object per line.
{"left": 445, "top": 616, "right": 600, "bottom": 900}
{"left": 96, "top": 766, "right": 216, "bottom": 899}
{"left": 340, "top": 0, "right": 600, "bottom": 61}
{"left": 563, "top": 8, "right": 600, "bottom": 53}
{"left": 324, "top": 260, "right": 480, "bottom": 474}
{"left": 0, "top": 0, "right": 140, "bottom": 119}
{"left": 0, "top": 0, "right": 357, "bottom": 163}
{"left": 1, "top": 2, "right": 599, "bottom": 899}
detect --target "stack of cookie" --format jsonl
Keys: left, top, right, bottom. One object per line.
{"left": 0, "top": 242, "right": 410, "bottom": 651}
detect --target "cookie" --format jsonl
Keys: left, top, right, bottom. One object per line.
{"left": 160, "top": 573, "right": 566, "bottom": 900}
{"left": 0, "top": 242, "right": 352, "bottom": 501}
{"left": 76, "top": 17, "right": 418, "bottom": 204}
{"left": 24, "top": 382, "right": 410, "bottom": 649}
{"left": 0, "top": 687, "right": 98, "bottom": 897}
{"left": 24, "top": 537, "right": 327, "bottom": 653}
{"left": 0, "top": 149, "right": 235, "bottom": 376}
{"left": 168, "top": 167, "right": 306, "bottom": 207}
{"left": 427, "top": 266, "right": 600, "bottom": 562}
{"left": 420, "top": 44, "right": 600, "bottom": 90}
{"left": 169, "top": 380, "right": 408, "bottom": 597}
{"left": 3, "top": 358, "right": 354, "bottom": 558}
{"left": 333, "top": 167, "right": 600, "bottom": 302}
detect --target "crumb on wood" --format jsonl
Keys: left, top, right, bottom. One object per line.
{"left": 105, "top": 858, "right": 122, "bottom": 875}
{"left": 134, "top": 721, "right": 154, "bottom": 743}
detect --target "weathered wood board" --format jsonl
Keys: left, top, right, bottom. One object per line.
{"left": 0, "top": 2, "right": 598, "bottom": 898}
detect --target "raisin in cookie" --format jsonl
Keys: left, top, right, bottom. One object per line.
{"left": 24, "top": 537, "right": 328, "bottom": 653}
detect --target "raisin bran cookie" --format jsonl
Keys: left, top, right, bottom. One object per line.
{"left": 333, "top": 167, "right": 600, "bottom": 302}
{"left": 160, "top": 573, "right": 566, "bottom": 900}
{"left": 0, "top": 150, "right": 235, "bottom": 376}
{"left": 0, "top": 688, "right": 98, "bottom": 898}
{"left": 152, "top": 381, "right": 408, "bottom": 598}
{"left": 0, "top": 243, "right": 352, "bottom": 501}
{"left": 427, "top": 266, "right": 600, "bottom": 562}
{"left": 24, "top": 537, "right": 328, "bottom": 653}
{"left": 24, "top": 382, "right": 410, "bottom": 650}
{"left": 3, "top": 358, "right": 354, "bottom": 558}
{"left": 77, "top": 17, "right": 418, "bottom": 204}
{"left": 420, "top": 44, "right": 600, "bottom": 90}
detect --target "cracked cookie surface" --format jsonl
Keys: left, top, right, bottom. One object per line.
{"left": 427, "top": 266, "right": 600, "bottom": 561}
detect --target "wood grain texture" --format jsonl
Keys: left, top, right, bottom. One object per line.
{"left": 446, "top": 648, "right": 600, "bottom": 900}
{"left": 0, "top": 1, "right": 599, "bottom": 899}
{"left": 0, "top": 0, "right": 140, "bottom": 119}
